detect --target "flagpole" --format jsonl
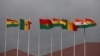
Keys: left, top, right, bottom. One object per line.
{"left": 28, "top": 30, "right": 30, "bottom": 56}
{"left": 84, "top": 28, "right": 86, "bottom": 56}
{"left": 61, "top": 31, "right": 63, "bottom": 56}
{"left": 28, "top": 17, "right": 31, "bottom": 56}
{"left": 50, "top": 32, "right": 53, "bottom": 56}
{"left": 38, "top": 29, "right": 40, "bottom": 56}
{"left": 73, "top": 32, "right": 76, "bottom": 56}
{"left": 17, "top": 25, "right": 20, "bottom": 56}
{"left": 4, "top": 25, "right": 7, "bottom": 56}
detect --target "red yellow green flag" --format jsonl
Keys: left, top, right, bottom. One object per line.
{"left": 6, "top": 18, "right": 19, "bottom": 27}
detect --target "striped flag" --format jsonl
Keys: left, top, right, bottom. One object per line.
{"left": 74, "top": 18, "right": 96, "bottom": 28}
{"left": 20, "top": 19, "right": 32, "bottom": 30}
{"left": 6, "top": 18, "right": 19, "bottom": 27}
{"left": 39, "top": 18, "right": 53, "bottom": 29}
{"left": 74, "top": 18, "right": 87, "bottom": 28}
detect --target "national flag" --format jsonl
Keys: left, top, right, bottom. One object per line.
{"left": 74, "top": 18, "right": 87, "bottom": 28}
{"left": 85, "top": 18, "right": 96, "bottom": 27}
{"left": 62, "top": 19, "right": 77, "bottom": 31}
{"left": 52, "top": 18, "right": 66, "bottom": 28}
{"left": 39, "top": 18, "right": 53, "bottom": 29}
{"left": 6, "top": 18, "right": 19, "bottom": 27}
{"left": 20, "top": 19, "right": 32, "bottom": 30}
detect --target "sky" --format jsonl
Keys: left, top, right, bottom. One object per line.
{"left": 0, "top": 0, "right": 100, "bottom": 56}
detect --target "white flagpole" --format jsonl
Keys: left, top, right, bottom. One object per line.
{"left": 38, "top": 29, "right": 40, "bottom": 56}
{"left": 73, "top": 32, "right": 76, "bottom": 56}
{"left": 28, "top": 30, "right": 30, "bottom": 56}
{"left": 4, "top": 22, "right": 7, "bottom": 56}
{"left": 17, "top": 26, "right": 20, "bottom": 56}
{"left": 28, "top": 18, "right": 31, "bottom": 56}
{"left": 61, "top": 31, "right": 63, "bottom": 56}
{"left": 84, "top": 28, "right": 86, "bottom": 56}
{"left": 50, "top": 32, "right": 53, "bottom": 56}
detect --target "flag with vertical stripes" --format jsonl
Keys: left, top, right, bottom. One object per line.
{"left": 20, "top": 19, "right": 32, "bottom": 30}
{"left": 62, "top": 19, "right": 77, "bottom": 31}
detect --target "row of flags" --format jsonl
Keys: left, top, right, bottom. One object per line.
{"left": 6, "top": 18, "right": 32, "bottom": 30}
{"left": 40, "top": 18, "right": 96, "bottom": 31}
{"left": 6, "top": 17, "right": 96, "bottom": 31}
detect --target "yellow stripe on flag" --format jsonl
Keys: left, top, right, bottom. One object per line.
{"left": 67, "top": 21, "right": 73, "bottom": 31}
{"left": 6, "top": 21, "right": 19, "bottom": 25}
{"left": 24, "top": 20, "right": 29, "bottom": 30}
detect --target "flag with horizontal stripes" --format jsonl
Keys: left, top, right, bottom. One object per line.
{"left": 6, "top": 18, "right": 19, "bottom": 27}
{"left": 39, "top": 18, "right": 53, "bottom": 29}
{"left": 74, "top": 18, "right": 96, "bottom": 28}
{"left": 74, "top": 18, "right": 87, "bottom": 28}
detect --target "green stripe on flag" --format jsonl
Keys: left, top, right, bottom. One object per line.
{"left": 20, "top": 19, "right": 25, "bottom": 30}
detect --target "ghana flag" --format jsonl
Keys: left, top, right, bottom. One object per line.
{"left": 52, "top": 18, "right": 66, "bottom": 28}
{"left": 20, "top": 19, "right": 32, "bottom": 30}
{"left": 6, "top": 18, "right": 19, "bottom": 27}
{"left": 39, "top": 18, "right": 53, "bottom": 29}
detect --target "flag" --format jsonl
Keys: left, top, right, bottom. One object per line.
{"left": 39, "top": 18, "right": 53, "bottom": 29}
{"left": 52, "top": 18, "right": 66, "bottom": 28}
{"left": 74, "top": 18, "right": 96, "bottom": 28}
{"left": 85, "top": 18, "right": 96, "bottom": 27}
{"left": 6, "top": 18, "right": 19, "bottom": 27}
{"left": 74, "top": 18, "right": 87, "bottom": 28}
{"left": 20, "top": 19, "right": 32, "bottom": 30}
{"left": 62, "top": 19, "right": 77, "bottom": 31}
{"left": 52, "top": 18, "right": 77, "bottom": 31}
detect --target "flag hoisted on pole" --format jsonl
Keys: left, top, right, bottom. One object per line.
{"left": 5, "top": 18, "right": 19, "bottom": 56}
{"left": 19, "top": 18, "right": 32, "bottom": 56}
{"left": 39, "top": 18, "right": 53, "bottom": 56}
{"left": 74, "top": 18, "right": 96, "bottom": 56}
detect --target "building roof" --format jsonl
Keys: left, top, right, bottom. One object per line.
{"left": 0, "top": 49, "right": 33, "bottom": 56}
{"left": 44, "top": 42, "right": 100, "bottom": 56}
